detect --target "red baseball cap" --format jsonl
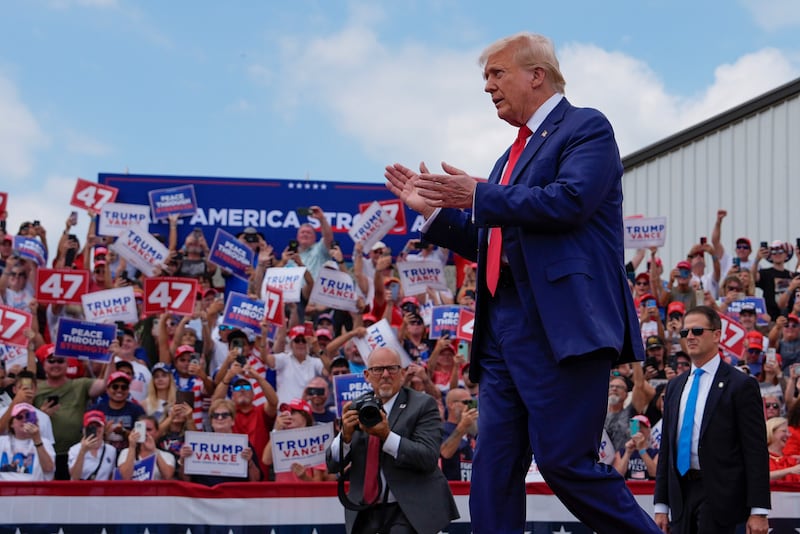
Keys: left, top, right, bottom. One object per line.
{"left": 667, "top": 302, "right": 686, "bottom": 316}
{"left": 676, "top": 260, "right": 692, "bottom": 271}
{"left": 745, "top": 331, "right": 764, "bottom": 350}
{"left": 83, "top": 410, "right": 106, "bottom": 427}
{"left": 279, "top": 398, "right": 313, "bottom": 426}
{"left": 289, "top": 325, "right": 307, "bottom": 339}
{"left": 788, "top": 313, "right": 799, "bottom": 324}
{"left": 635, "top": 272, "right": 649, "bottom": 282}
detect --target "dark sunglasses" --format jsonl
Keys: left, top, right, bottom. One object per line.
{"left": 109, "top": 383, "right": 130, "bottom": 391}
{"left": 13, "top": 414, "right": 30, "bottom": 421}
{"left": 306, "top": 387, "right": 326, "bottom": 396}
{"left": 232, "top": 384, "right": 252, "bottom": 392}
{"left": 408, "top": 320, "right": 423, "bottom": 326}
{"left": 292, "top": 337, "right": 307, "bottom": 343}
{"left": 765, "top": 402, "right": 780, "bottom": 409}
{"left": 676, "top": 361, "right": 691, "bottom": 367}
{"left": 635, "top": 281, "right": 649, "bottom": 286}
{"left": 46, "top": 357, "right": 66, "bottom": 364}
{"left": 211, "top": 412, "right": 232, "bottom": 420}
{"left": 726, "top": 285, "right": 742, "bottom": 292}
{"left": 679, "top": 327, "right": 715, "bottom": 338}
{"left": 9, "top": 271, "right": 27, "bottom": 278}
{"left": 736, "top": 244, "right": 751, "bottom": 250}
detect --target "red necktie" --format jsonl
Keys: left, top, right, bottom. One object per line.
{"left": 362, "top": 434, "right": 381, "bottom": 504}
{"left": 485, "top": 125, "right": 532, "bottom": 296}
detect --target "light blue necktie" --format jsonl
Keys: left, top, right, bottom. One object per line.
{"left": 677, "top": 368, "right": 705, "bottom": 475}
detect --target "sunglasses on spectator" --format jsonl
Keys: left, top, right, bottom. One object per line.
{"left": 736, "top": 244, "right": 751, "bottom": 250}
{"left": 748, "top": 348, "right": 762, "bottom": 354}
{"left": 367, "top": 365, "right": 402, "bottom": 376}
{"left": 787, "top": 323, "right": 799, "bottom": 328}
{"left": 292, "top": 337, "right": 307, "bottom": 343}
{"left": 46, "top": 357, "right": 66, "bottom": 364}
{"left": 765, "top": 402, "right": 780, "bottom": 410}
{"left": 726, "top": 285, "right": 742, "bottom": 292}
{"left": 679, "top": 327, "right": 716, "bottom": 338}
{"left": 306, "top": 387, "right": 326, "bottom": 396}
{"left": 211, "top": 412, "right": 232, "bottom": 420}
{"left": 13, "top": 413, "right": 30, "bottom": 421}
{"left": 676, "top": 361, "right": 691, "bottom": 367}
{"left": 635, "top": 281, "right": 649, "bottom": 286}
{"left": 109, "top": 383, "right": 129, "bottom": 391}
{"left": 408, "top": 320, "right": 423, "bottom": 325}
{"left": 8, "top": 271, "right": 26, "bottom": 278}
{"left": 232, "top": 384, "right": 252, "bottom": 392}
{"left": 219, "top": 325, "right": 233, "bottom": 331}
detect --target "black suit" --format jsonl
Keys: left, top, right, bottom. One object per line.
{"left": 326, "top": 387, "right": 458, "bottom": 534}
{"left": 654, "top": 359, "right": 770, "bottom": 531}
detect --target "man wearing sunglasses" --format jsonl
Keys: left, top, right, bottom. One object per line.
{"left": 30, "top": 343, "right": 110, "bottom": 480}
{"left": 655, "top": 306, "right": 770, "bottom": 534}
{"left": 88, "top": 371, "right": 145, "bottom": 452}
{"left": 266, "top": 325, "right": 326, "bottom": 404}
{"left": 771, "top": 313, "right": 800, "bottom": 375}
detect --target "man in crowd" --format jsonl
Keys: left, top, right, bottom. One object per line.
{"left": 770, "top": 313, "right": 800, "bottom": 374}
{"left": 266, "top": 325, "right": 327, "bottom": 403}
{"left": 605, "top": 363, "right": 653, "bottom": 452}
{"left": 90, "top": 371, "right": 145, "bottom": 452}
{"left": 752, "top": 240, "right": 794, "bottom": 320}
{"left": 303, "top": 376, "right": 337, "bottom": 426}
{"left": 440, "top": 387, "right": 478, "bottom": 482}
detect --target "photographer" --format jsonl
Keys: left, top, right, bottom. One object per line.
{"left": 326, "top": 347, "right": 458, "bottom": 534}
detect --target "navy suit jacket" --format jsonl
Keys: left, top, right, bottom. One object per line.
{"left": 654, "top": 361, "right": 770, "bottom": 525}
{"left": 424, "top": 97, "right": 643, "bottom": 380}
{"left": 326, "top": 388, "right": 458, "bottom": 534}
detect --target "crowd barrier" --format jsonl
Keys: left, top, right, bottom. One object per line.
{"left": 3, "top": 481, "right": 800, "bottom": 533}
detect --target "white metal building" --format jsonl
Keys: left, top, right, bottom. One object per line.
{"left": 621, "top": 77, "right": 800, "bottom": 270}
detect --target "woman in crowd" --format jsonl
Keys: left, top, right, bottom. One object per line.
{"left": 0, "top": 403, "right": 55, "bottom": 481}
{"left": 262, "top": 399, "right": 331, "bottom": 482}
{"left": 117, "top": 415, "right": 175, "bottom": 480}
{"left": 143, "top": 362, "right": 177, "bottom": 423}
{"left": 68, "top": 410, "right": 117, "bottom": 481}
{"left": 157, "top": 401, "right": 196, "bottom": 459}
{"left": 766, "top": 417, "right": 800, "bottom": 481}
{"left": 759, "top": 354, "right": 787, "bottom": 409}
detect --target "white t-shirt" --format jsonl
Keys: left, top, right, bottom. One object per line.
{"left": 0, "top": 406, "right": 55, "bottom": 445}
{"left": 68, "top": 442, "right": 118, "bottom": 481}
{"left": 271, "top": 351, "right": 324, "bottom": 403}
{"left": 0, "top": 435, "right": 56, "bottom": 481}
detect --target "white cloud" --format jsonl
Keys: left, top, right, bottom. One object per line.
{"left": 740, "top": 0, "right": 800, "bottom": 31}
{"left": 0, "top": 74, "right": 48, "bottom": 180}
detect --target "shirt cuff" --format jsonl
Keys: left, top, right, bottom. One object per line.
{"left": 750, "top": 507, "right": 770, "bottom": 516}
{"left": 419, "top": 209, "right": 441, "bottom": 234}
{"left": 654, "top": 503, "right": 669, "bottom": 515}
{"left": 382, "top": 431, "right": 401, "bottom": 459}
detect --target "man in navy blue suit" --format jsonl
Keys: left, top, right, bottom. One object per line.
{"left": 385, "top": 32, "right": 660, "bottom": 532}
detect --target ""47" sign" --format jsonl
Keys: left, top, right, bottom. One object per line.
{"left": 143, "top": 277, "right": 198, "bottom": 316}
{"left": 0, "top": 305, "right": 32, "bottom": 347}
{"left": 36, "top": 269, "right": 89, "bottom": 305}
{"left": 70, "top": 178, "right": 118, "bottom": 212}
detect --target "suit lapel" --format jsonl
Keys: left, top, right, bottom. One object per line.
{"left": 388, "top": 388, "right": 408, "bottom": 428}
{"left": 508, "top": 98, "right": 569, "bottom": 186}
{"left": 700, "top": 363, "right": 729, "bottom": 441}
{"left": 669, "top": 373, "right": 689, "bottom": 448}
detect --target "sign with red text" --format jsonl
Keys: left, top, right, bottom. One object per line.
{"left": 55, "top": 317, "right": 116, "bottom": 363}
{"left": 222, "top": 292, "right": 266, "bottom": 331}
{"left": 719, "top": 313, "right": 746, "bottom": 356}
{"left": 13, "top": 236, "right": 47, "bottom": 267}
{"left": 0, "top": 305, "right": 32, "bottom": 347}
{"left": 261, "top": 267, "right": 305, "bottom": 303}
{"left": 0, "top": 191, "right": 7, "bottom": 214}
{"left": 208, "top": 228, "right": 253, "bottom": 281}
{"left": 430, "top": 305, "right": 462, "bottom": 339}
{"left": 270, "top": 422, "right": 334, "bottom": 473}
{"left": 308, "top": 268, "right": 359, "bottom": 312}
{"left": 36, "top": 268, "right": 89, "bottom": 305}
{"left": 457, "top": 308, "right": 474, "bottom": 342}
{"left": 623, "top": 216, "right": 667, "bottom": 248}
{"left": 183, "top": 431, "right": 248, "bottom": 477}
{"left": 110, "top": 226, "right": 169, "bottom": 277}
{"left": 358, "top": 198, "right": 407, "bottom": 235}
{"left": 397, "top": 260, "right": 448, "bottom": 296}
{"left": 81, "top": 286, "right": 138, "bottom": 325}
{"left": 263, "top": 286, "right": 284, "bottom": 326}
{"left": 148, "top": 184, "right": 198, "bottom": 220}
{"left": 70, "top": 177, "right": 118, "bottom": 212}
{"left": 353, "top": 319, "right": 411, "bottom": 367}
{"left": 347, "top": 201, "right": 395, "bottom": 251}
{"left": 143, "top": 277, "right": 198, "bottom": 316}
{"left": 98, "top": 202, "right": 151, "bottom": 237}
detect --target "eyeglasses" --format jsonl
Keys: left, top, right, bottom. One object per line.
{"left": 679, "top": 327, "right": 716, "bottom": 338}
{"left": 306, "top": 387, "right": 326, "bottom": 396}
{"left": 765, "top": 402, "right": 781, "bottom": 409}
{"left": 371, "top": 249, "right": 384, "bottom": 254}
{"left": 736, "top": 244, "right": 751, "bottom": 250}
{"left": 211, "top": 412, "right": 232, "bottom": 420}
{"left": 219, "top": 325, "right": 233, "bottom": 331}
{"left": 293, "top": 337, "right": 307, "bottom": 343}
{"left": 109, "top": 383, "right": 129, "bottom": 391}
{"left": 608, "top": 384, "right": 627, "bottom": 391}
{"left": 367, "top": 365, "right": 402, "bottom": 376}
{"left": 13, "top": 413, "right": 30, "bottom": 420}
{"left": 747, "top": 348, "right": 762, "bottom": 354}
{"left": 8, "top": 271, "right": 26, "bottom": 278}
{"left": 726, "top": 286, "right": 742, "bottom": 292}
{"left": 676, "top": 361, "right": 691, "bottom": 367}
{"left": 408, "top": 320, "right": 423, "bottom": 326}
{"left": 786, "top": 323, "right": 799, "bottom": 328}
{"left": 232, "top": 384, "right": 252, "bottom": 392}
{"left": 635, "top": 281, "right": 649, "bottom": 286}
{"left": 46, "top": 357, "right": 66, "bottom": 364}
{"left": 458, "top": 400, "right": 473, "bottom": 406}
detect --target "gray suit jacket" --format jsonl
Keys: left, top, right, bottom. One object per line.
{"left": 326, "top": 387, "right": 459, "bottom": 533}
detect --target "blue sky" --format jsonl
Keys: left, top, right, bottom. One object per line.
{"left": 1, "top": 0, "right": 799, "bottom": 249}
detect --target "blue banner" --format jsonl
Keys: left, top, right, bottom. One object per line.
{"left": 332, "top": 373, "right": 372, "bottom": 418}
{"left": 222, "top": 292, "right": 267, "bottom": 332}
{"left": 55, "top": 318, "right": 117, "bottom": 362}
{"left": 148, "top": 184, "right": 198, "bottom": 219}
{"left": 13, "top": 236, "right": 47, "bottom": 267}
{"left": 430, "top": 305, "right": 462, "bottom": 339}
{"left": 99, "top": 173, "right": 424, "bottom": 259}
{"left": 209, "top": 228, "right": 254, "bottom": 280}
{"left": 113, "top": 454, "right": 156, "bottom": 481}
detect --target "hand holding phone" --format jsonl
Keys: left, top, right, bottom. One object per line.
{"left": 134, "top": 420, "right": 147, "bottom": 443}
{"left": 629, "top": 418, "right": 640, "bottom": 436}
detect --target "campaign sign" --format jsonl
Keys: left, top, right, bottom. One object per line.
{"left": 457, "top": 307, "right": 474, "bottom": 342}
{"left": 98, "top": 202, "right": 151, "bottom": 237}
{"left": 353, "top": 319, "right": 412, "bottom": 367}
{"left": 223, "top": 292, "right": 267, "bottom": 331}
{"left": 623, "top": 216, "right": 667, "bottom": 248}
{"left": 725, "top": 296, "right": 769, "bottom": 326}
{"left": 183, "top": 431, "right": 248, "bottom": 477}
{"left": 110, "top": 226, "right": 169, "bottom": 277}
{"left": 0, "top": 344, "right": 28, "bottom": 369}
{"left": 143, "top": 277, "right": 198, "bottom": 316}
{"left": 70, "top": 177, "right": 118, "bottom": 212}
{"left": 397, "top": 260, "right": 448, "bottom": 296}
{"left": 35, "top": 268, "right": 89, "bottom": 305}
{"left": 332, "top": 373, "right": 371, "bottom": 418}
{"left": 358, "top": 198, "right": 407, "bottom": 235}
{"left": 0, "top": 191, "right": 7, "bottom": 213}
{"left": 113, "top": 455, "right": 155, "bottom": 481}
{"left": 308, "top": 268, "right": 359, "bottom": 312}
{"left": 348, "top": 201, "right": 396, "bottom": 251}
{"left": 149, "top": 184, "right": 198, "bottom": 220}
{"left": 270, "top": 422, "right": 334, "bottom": 473}
{"left": 430, "top": 306, "right": 462, "bottom": 339}
{"left": 81, "top": 286, "right": 138, "bottom": 325}
{"left": 262, "top": 267, "right": 306, "bottom": 303}
{"left": 55, "top": 317, "right": 116, "bottom": 363}
{"left": 263, "top": 286, "right": 285, "bottom": 326}
{"left": 0, "top": 305, "right": 32, "bottom": 347}
{"left": 208, "top": 229, "right": 254, "bottom": 281}
{"left": 719, "top": 313, "right": 747, "bottom": 356}
{"left": 13, "top": 236, "right": 47, "bottom": 267}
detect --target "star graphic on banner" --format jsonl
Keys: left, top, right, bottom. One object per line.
{"left": 304, "top": 183, "right": 311, "bottom": 189}
{"left": 288, "top": 183, "right": 294, "bottom": 189}
{"left": 312, "top": 183, "right": 319, "bottom": 189}
{"left": 320, "top": 184, "right": 327, "bottom": 190}
{"left": 552, "top": 526, "right": 572, "bottom": 534}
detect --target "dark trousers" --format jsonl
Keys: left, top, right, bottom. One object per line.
{"left": 352, "top": 503, "right": 415, "bottom": 534}
{"left": 469, "top": 281, "right": 661, "bottom": 533}
{"left": 54, "top": 452, "right": 70, "bottom": 480}
{"left": 670, "top": 476, "right": 737, "bottom": 534}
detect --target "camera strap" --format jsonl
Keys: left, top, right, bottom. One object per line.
{"left": 337, "top": 434, "right": 374, "bottom": 512}
{"left": 85, "top": 445, "right": 106, "bottom": 481}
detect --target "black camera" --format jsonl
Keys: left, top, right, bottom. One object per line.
{"left": 244, "top": 233, "right": 259, "bottom": 243}
{"left": 352, "top": 393, "right": 384, "bottom": 428}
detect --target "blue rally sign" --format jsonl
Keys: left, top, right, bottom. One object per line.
{"left": 55, "top": 317, "right": 117, "bottom": 363}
